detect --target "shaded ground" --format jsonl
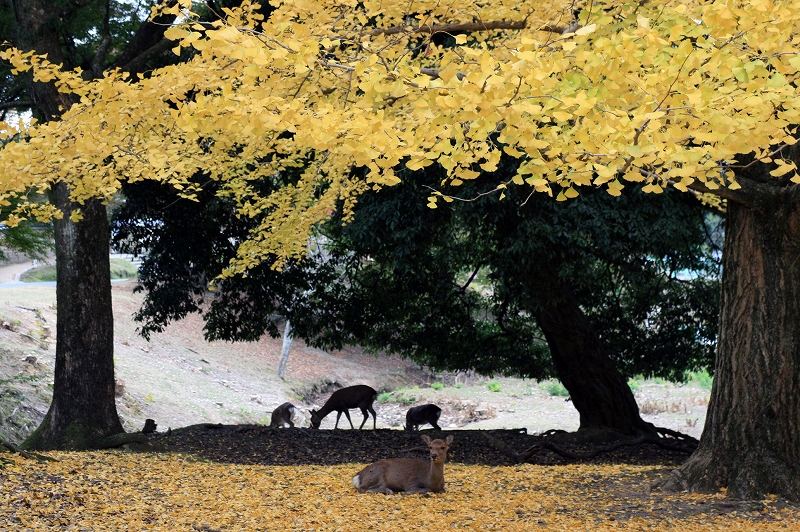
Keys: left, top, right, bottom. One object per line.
{"left": 137, "top": 426, "right": 800, "bottom": 525}
{"left": 147, "top": 424, "right": 694, "bottom": 468}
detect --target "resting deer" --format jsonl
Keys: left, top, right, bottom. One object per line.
{"left": 269, "top": 402, "right": 297, "bottom": 428}
{"left": 309, "top": 385, "right": 377, "bottom": 429}
{"left": 352, "top": 435, "right": 454, "bottom": 494}
{"left": 405, "top": 404, "right": 442, "bottom": 431}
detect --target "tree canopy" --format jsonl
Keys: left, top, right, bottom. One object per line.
{"left": 3, "top": 0, "right": 800, "bottom": 502}
{"left": 114, "top": 159, "right": 720, "bottom": 383}
{"left": 0, "top": 0, "right": 796, "bottom": 265}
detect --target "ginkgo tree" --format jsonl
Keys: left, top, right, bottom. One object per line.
{"left": 2, "top": 0, "right": 800, "bottom": 501}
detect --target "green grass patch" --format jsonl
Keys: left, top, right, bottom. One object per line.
{"left": 20, "top": 258, "right": 138, "bottom": 283}
{"left": 540, "top": 379, "right": 569, "bottom": 397}
{"left": 376, "top": 390, "right": 416, "bottom": 406}
{"left": 686, "top": 369, "right": 713, "bottom": 390}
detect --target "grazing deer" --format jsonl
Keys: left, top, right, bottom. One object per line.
{"left": 309, "top": 385, "right": 377, "bottom": 429}
{"left": 405, "top": 404, "right": 442, "bottom": 431}
{"left": 269, "top": 402, "right": 297, "bottom": 428}
{"left": 353, "top": 434, "right": 454, "bottom": 494}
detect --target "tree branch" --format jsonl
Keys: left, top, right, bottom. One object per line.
{"left": 684, "top": 174, "right": 783, "bottom": 213}
{"left": 88, "top": 0, "right": 112, "bottom": 77}
{"left": 369, "top": 20, "right": 530, "bottom": 38}
{"left": 112, "top": 0, "right": 179, "bottom": 73}
{"left": 366, "top": 18, "right": 576, "bottom": 38}
{"left": 118, "top": 39, "right": 176, "bottom": 74}
{"left": 0, "top": 100, "right": 34, "bottom": 111}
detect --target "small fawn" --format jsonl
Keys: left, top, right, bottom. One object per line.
{"left": 269, "top": 402, "right": 297, "bottom": 428}
{"left": 309, "top": 385, "right": 377, "bottom": 429}
{"left": 352, "top": 434, "right": 454, "bottom": 494}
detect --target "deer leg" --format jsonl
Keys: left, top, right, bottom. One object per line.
{"left": 368, "top": 406, "right": 377, "bottom": 429}
{"left": 343, "top": 409, "right": 355, "bottom": 429}
{"left": 334, "top": 411, "right": 343, "bottom": 429}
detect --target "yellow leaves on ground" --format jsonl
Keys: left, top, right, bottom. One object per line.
{"left": 2, "top": 0, "right": 800, "bottom": 270}
{"left": 1, "top": 452, "right": 799, "bottom": 531}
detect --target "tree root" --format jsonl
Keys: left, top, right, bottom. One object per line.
{"left": 98, "top": 432, "right": 152, "bottom": 449}
{"left": 0, "top": 436, "right": 58, "bottom": 464}
{"left": 484, "top": 426, "right": 698, "bottom": 464}
{"left": 652, "top": 425, "right": 699, "bottom": 444}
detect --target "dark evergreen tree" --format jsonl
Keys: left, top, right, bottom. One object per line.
{"left": 113, "top": 157, "right": 720, "bottom": 437}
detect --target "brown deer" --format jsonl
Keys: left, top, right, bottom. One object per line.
{"left": 309, "top": 385, "right": 377, "bottom": 429}
{"left": 405, "top": 404, "right": 442, "bottom": 431}
{"left": 353, "top": 434, "right": 454, "bottom": 494}
{"left": 269, "top": 402, "right": 297, "bottom": 428}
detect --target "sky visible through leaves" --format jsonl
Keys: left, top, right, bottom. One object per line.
{"left": 1, "top": 452, "right": 798, "bottom": 530}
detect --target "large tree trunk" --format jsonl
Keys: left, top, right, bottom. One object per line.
{"left": 531, "top": 279, "right": 655, "bottom": 436}
{"left": 24, "top": 187, "right": 123, "bottom": 450}
{"left": 13, "top": 0, "right": 124, "bottom": 450}
{"left": 663, "top": 199, "right": 800, "bottom": 501}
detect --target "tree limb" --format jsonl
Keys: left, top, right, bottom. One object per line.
{"left": 112, "top": 0, "right": 179, "bottom": 73}
{"left": 369, "top": 20, "right": 530, "bottom": 38}
{"left": 98, "top": 432, "right": 151, "bottom": 448}
{"left": 88, "top": 0, "right": 112, "bottom": 78}
{"left": 118, "top": 39, "right": 176, "bottom": 74}
{"left": 0, "top": 100, "right": 34, "bottom": 111}
{"left": 366, "top": 18, "right": 577, "bottom": 38}
{"left": 684, "top": 174, "right": 783, "bottom": 213}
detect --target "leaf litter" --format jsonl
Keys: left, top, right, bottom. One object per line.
{"left": 1, "top": 427, "right": 798, "bottom": 531}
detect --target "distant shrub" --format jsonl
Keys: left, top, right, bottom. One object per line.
{"left": 627, "top": 378, "right": 641, "bottom": 392}
{"left": 431, "top": 382, "right": 444, "bottom": 390}
{"left": 487, "top": 381, "right": 501, "bottom": 393}
{"left": 687, "top": 370, "right": 713, "bottom": 390}
{"left": 540, "top": 379, "right": 569, "bottom": 397}
{"left": 377, "top": 391, "right": 416, "bottom": 406}
{"left": 377, "top": 392, "right": 392, "bottom": 403}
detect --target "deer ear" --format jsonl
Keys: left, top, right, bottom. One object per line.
{"left": 421, "top": 435, "right": 432, "bottom": 445}
{"left": 445, "top": 434, "right": 454, "bottom": 445}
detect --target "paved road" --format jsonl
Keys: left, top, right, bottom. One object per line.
{"left": 0, "top": 252, "right": 136, "bottom": 287}
{"left": 0, "top": 252, "right": 49, "bottom": 284}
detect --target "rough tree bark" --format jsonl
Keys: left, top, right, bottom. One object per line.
{"left": 9, "top": 0, "right": 175, "bottom": 450}
{"left": 23, "top": 188, "right": 123, "bottom": 450}
{"left": 531, "top": 278, "right": 656, "bottom": 437}
{"left": 663, "top": 190, "right": 800, "bottom": 501}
